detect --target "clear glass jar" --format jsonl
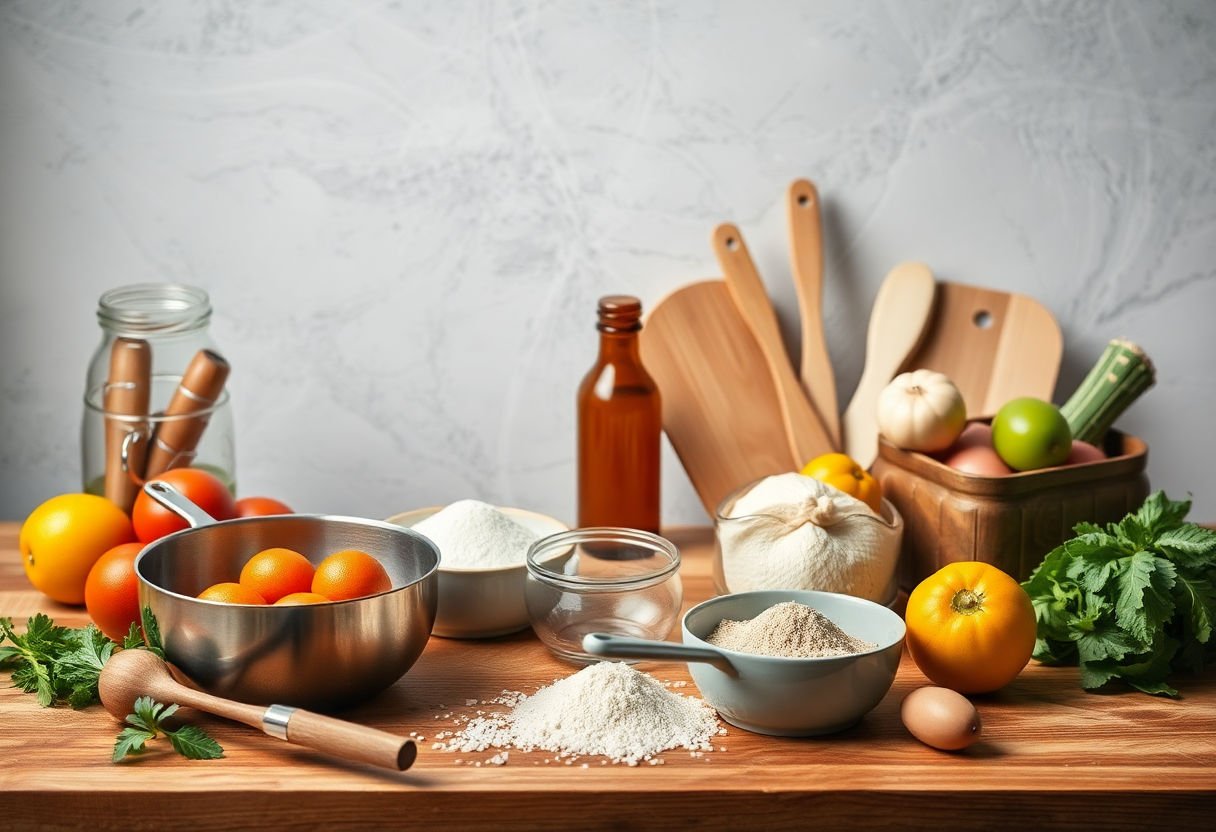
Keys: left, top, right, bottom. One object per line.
{"left": 81, "top": 284, "right": 236, "bottom": 497}
{"left": 525, "top": 528, "right": 683, "bottom": 664}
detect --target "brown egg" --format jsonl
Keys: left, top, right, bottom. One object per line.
{"left": 901, "top": 686, "right": 982, "bottom": 751}
{"left": 944, "top": 444, "right": 1013, "bottom": 477}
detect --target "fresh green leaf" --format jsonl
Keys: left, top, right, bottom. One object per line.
{"left": 111, "top": 695, "right": 222, "bottom": 764}
{"left": 113, "top": 726, "right": 155, "bottom": 762}
{"left": 54, "top": 625, "right": 115, "bottom": 709}
{"left": 1133, "top": 491, "right": 1191, "bottom": 536}
{"left": 166, "top": 725, "right": 224, "bottom": 760}
{"left": 140, "top": 606, "right": 164, "bottom": 658}
{"left": 1114, "top": 552, "right": 1175, "bottom": 644}
{"left": 1022, "top": 491, "right": 1216, "bottom": 696}
{"left": 121, "top": 623, "right": 144, "bottom": 650}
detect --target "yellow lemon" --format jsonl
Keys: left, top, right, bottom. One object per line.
{"left": 19, "top": 494, "right": 135, "bottom": 605}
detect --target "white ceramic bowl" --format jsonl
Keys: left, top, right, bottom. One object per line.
{"left": 385, "top": 505, "right": 569, "bottom": 639}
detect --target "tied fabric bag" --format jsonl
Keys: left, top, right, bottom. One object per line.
{"left": 717, "top": 473, "right": 902, "bottom": 604}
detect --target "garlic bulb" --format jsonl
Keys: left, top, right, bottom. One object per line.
{"left": 876, "top": 370, "right": 967, "bottom": 452}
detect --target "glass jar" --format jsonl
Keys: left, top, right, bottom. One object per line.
{"left": 525, "top": 528, "right": 683, "bottom": 664}
{"left": 81, "top": 284, "right": 236, "bottom": 499}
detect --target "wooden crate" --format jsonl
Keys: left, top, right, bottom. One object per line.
{"left": 871, "top": 427, "right": 1149, "bottom": 588}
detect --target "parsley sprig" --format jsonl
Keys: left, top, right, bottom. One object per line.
{"left": 1022, "top": 491, "right": 1216, "bottom": 696}
{"left": 113, "top": 696, "right": 224, "bottom": 762}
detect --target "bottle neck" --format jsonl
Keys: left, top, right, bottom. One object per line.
{"left": 597, "top": 329, "right": 641, "bottom": 363}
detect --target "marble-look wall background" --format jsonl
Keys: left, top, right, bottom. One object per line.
{"left": 1, "top": 1, "right": 1214, "bottom": 523}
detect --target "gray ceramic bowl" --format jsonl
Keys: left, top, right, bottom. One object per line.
{"left": 135, "top": 482, "right": 439, "bottom": 710}
{"left": 586, "top": 588, "right": 905, "bottom": 736}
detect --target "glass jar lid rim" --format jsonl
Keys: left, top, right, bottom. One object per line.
{"left": 97, "top": 283, "right": 212, "bottom": 333}
{"left": 526, "top": 527, "right": 680, "bottom": 588}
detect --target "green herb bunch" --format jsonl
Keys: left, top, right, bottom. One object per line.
{"left": 1022, "top": 491, "right": 1216, "bottom": 696}
{"left": 1, "top": 609, "right": 222, "bottom": 762}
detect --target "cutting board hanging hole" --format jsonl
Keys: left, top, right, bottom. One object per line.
{"left": 973, "top": 310, "right": 993, "bottom": 329}
{"left": 725, "top": 236, "right": 739, "bottom": 251}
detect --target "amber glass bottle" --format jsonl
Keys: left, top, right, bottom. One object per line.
{"left": 577, "top": 296, "right": 661, "bottom": 533}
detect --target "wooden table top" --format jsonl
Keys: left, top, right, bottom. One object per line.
{"left": 1, "top": 522, "right": 1214, "bottom": 830}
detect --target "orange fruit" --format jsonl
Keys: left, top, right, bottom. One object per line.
{"left": 198, "top": 582, "right": 267, "bottom": 605}
{"left": 239, "top": 548, "right": 314, "bottom": 603}
{"left": 84, "top": 542, "right": 145, "bottom": 640}
{"left": 20, "top": 493, "right": 136, "bottom": 605}
{"left": 312, "top": 549, "right": 392, "bottom": 601}
{"left": 274, "top": 592, "right": 331, "bottom": 606}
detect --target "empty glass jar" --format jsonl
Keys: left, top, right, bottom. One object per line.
{"left": 525, "top": 528, "right": 683, "bottom": 664}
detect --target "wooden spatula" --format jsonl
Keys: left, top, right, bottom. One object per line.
{"left": 640, "top": 280, "right": 796, "bottom": 515}
{"left": 906, "top": 282, "right": 1063, "bottom": 417}
{"left": 786, "top": 179, "right": 840, "bottom": 449}
{"left": 713, "top": 223, "right": 836, "bottom": 468}
{"left": 842, "top": 262, "right": 937, "bottom": 468}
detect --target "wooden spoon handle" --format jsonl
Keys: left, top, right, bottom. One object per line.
{"left": 713, "top": 223, "right": 835, "bottom": 466}
{"left": 153, "top": 677, "right": 415, "bottom": 770}
{"left": 786, "top": 179, "right": 840, "bottom": 448}
{"left": 842, "top": 262, "right": 937, "bottom": 468}
{"left": 270, "top": 706, "right": 417, "bottom": 771}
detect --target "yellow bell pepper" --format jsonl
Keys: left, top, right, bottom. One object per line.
{"left": 799, "top": 452, "right": 883, "bottom": 514}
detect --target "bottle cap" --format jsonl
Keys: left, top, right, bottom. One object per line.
{"left": 597, "top": 295, "right": 643, "bottom": 332}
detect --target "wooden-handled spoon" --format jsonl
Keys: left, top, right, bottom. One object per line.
{"left": 841, "top": 262, "right": 937, "bottom": 468}
{"left": 99, "top": 649, "right": 417, "bottom": 771}
{"left": 714, "top": 222, "right": 836, "bottom": 467}
{"left": 786, "top": 179, "right": 840, "bottom": 448}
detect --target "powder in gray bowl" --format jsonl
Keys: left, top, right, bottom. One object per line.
{"left": 706, "top": 601, "right": 876, "bottom": 658}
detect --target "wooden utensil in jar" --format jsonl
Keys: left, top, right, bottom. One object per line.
{"left": 103, "top": 337, "right": 152, "bottom": 513}
{"left": 713, "top": 223, "right": 836, "bottom": 467}
{"left": 144, "top": 349, "right": 230, "bottom": 478}
{"left": 640, "top": 280, "right": 796, "bottom": 516}
{"left": 98, "top": 649, "right": 416, "bottom": 771}
{"left": 785, "top": 178, "right": 840, "bottom": 449}
{"left": 842, "top": 262, "right": 936, "bottom": 468}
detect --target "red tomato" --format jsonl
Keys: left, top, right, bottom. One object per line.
{"left": 84, "top": 542, "right": 144, "bottom": 641}
{"left": 132, "top": 468, "right": 237, "bottom": 543}
{"left": 235, "top": 496, "right": 294, "bottom": 517}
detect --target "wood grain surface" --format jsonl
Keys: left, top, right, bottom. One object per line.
{"left": 1, "top": 522, "right": 1214, "bottom": 830}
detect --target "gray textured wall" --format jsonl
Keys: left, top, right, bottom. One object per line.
{"left": 1, "top": 1, "right": 1214, "bottom": 524}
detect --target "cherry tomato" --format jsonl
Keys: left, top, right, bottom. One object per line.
{"left": 234, "top": 496, "right": 294, "bottom": 517}
{"left": 132, "top": 468, "right": 237, "bottom": 543}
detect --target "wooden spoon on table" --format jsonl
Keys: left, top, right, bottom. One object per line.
{"left": 713, "top": 223, "right": 836, "bottom": 467}
{"left": 841, "top": 262, "right": 937, "bottom": 468}
{"left": 786, "top": 179, "right": 840, "bottom": 449}
{"left": 98, "top": 649, "right": 417, "bottom": 771}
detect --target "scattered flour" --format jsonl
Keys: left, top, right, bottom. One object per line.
{"left": 437, "top": 662, "right": 723, "bottom": 766}
{"left": 706, "top": 601, "right": 876, "bottom": 658}
{"left": 413, "top": 499, "right": 541, "bottom": 569}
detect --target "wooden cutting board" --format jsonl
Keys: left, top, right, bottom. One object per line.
{"left": 906, "top": 281, "right": 1063, "bottom": 417}
{"left": 640, "top": 280, "right": 796, "bottom": 515}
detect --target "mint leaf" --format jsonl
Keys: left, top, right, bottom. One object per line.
{"left": 113, "top": 727, "right": 155, "bottom": 762}
{"left": 1114, "top": 552, "right": 1175, "bottom": 644}
{"left": 166, "top": 725, "right": 224, "bottom": 760}
{"left": 54, "top": 625, "right": 114, "bottom": 709}
{"left": 1134, "top": 491, "right": 1191, "bottom": 536}
{"left": 1156, "top": 525, "right": 1216, "bottom": 568}
{"left": 129, "top": 696, "right": 164, "bottom": 735}
{"left": 1174, "top": 575, "right": 1216, "bottom": 644}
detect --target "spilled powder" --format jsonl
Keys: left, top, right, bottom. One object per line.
{"left": 436, "top": 661, "right": 723, "bottom": 766}
{"left": 706, "top": 601, "right": 875, "bottom": 658}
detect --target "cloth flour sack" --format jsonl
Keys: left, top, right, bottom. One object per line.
{"left": 719, "top": 472, "right": 900, "bottom": 603}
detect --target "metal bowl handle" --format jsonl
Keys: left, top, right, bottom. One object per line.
{"left": 142, "top": 480, "right": 218, "bottom": 529}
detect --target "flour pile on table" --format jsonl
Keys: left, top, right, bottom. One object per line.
{"left": 436, "top": 661, "right": 723, "bottom": 765}
{"left": 413, "top": 499, "right": 541, "bottom": 569}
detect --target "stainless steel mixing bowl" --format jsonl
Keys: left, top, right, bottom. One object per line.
{"left": 134, "top": 482, "right": 439, "bottom": 710}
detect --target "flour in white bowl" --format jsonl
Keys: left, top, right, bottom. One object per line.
{"left": 413, "top": 499, "right": 542, "bottom": 570}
